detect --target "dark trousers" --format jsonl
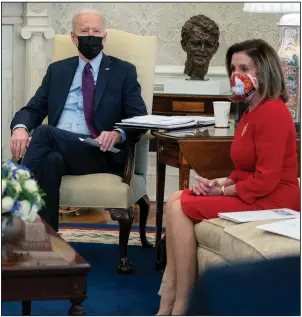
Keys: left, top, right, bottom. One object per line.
{"left": 22, "top": 125, "right": 124, "bottom": 231}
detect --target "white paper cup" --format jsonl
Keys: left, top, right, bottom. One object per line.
{"left": 213, "top": 128, "right": 230, "bottom": 136}
{"left": 213, "top": 101, "right": 231, "bottom": 128}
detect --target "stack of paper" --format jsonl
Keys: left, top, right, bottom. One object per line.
{"left": 115, "top": 115, "right": 215, "bottom": 130}
{"left": 218, "top": 209, "right": 300, "bottom": 223}
{"left": 164, "top": 127, "right": 209, "bottom": 137}
{"left": 175, "top": 116, "right": 215, "bottom": 125}
{"left": 256, "top": 217, "right": 300, "bottom": 240}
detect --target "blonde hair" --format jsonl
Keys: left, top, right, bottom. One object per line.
{"left": 226, "top": 39, "right": 288, "bottom": 103}
{"left": 72, "top": 9, "right": 106, "bottom": 31}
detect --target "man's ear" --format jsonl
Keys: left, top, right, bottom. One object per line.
{"left": 71, "top": 31, "right": 77, "bottom": 47}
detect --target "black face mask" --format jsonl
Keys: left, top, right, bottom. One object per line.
{"left": 76, "top": 35, "right": 103, "bottom": 60}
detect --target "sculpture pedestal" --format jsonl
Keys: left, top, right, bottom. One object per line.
{"left": 163, "top": 77, "right": 230, "bottom": 95}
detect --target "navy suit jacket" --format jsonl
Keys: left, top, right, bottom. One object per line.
{"left": 11, "top": 54, "right": 148, "bottom": 146}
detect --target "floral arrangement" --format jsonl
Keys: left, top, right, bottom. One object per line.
{"left": 1, "top": 160, "right": 44, "bottom": 222}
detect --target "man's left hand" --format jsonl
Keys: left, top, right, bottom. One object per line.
{"left": 97, "top": 130, "right": 121, "bottom": 152}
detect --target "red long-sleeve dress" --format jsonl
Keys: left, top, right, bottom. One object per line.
{"left": 181, "top": 98, "right": 300, "bottom": 222}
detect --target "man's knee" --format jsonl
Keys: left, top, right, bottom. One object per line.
{"left": 44, "top": 152, "right": 64, "bottom": 164}
{"left": 42, "top": 152, "right": 65, "bottom": 173}
{"left": 30, "top": 125, "right": 54, "bottom": 143}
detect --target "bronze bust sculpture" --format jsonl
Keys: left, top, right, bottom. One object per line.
{"left": 181, "top": 15, "right": 220, "bottom": 80}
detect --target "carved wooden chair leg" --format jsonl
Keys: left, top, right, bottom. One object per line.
{"left": 107, "top": 207, "right": 134, "bottom": 274}
{"left": 136, "top": 195, "right": 154, "bottom": 248}
{"left": 59, "top": 206, "right": 81, "bottom": 217}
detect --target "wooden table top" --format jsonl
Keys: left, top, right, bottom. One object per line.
{"left": 152, "top": 122, "right": 236, "bottom": 142}
{"left": 152, "top": 121, "right": 301, "bottom": 142}
{"left": 2, "top": 216, "right": 90, "bottom": 276}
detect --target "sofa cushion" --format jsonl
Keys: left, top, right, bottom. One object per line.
{"left": 197, "top": 246, "right": 228, "bottom": 274}
{"left": 60, "top": 173, "right": 146, "bottom": 208}
{"left": 195, "top": 218, "right": 300, "bottom": 268}
{"left": 221, "top": 219, "right": 300, "bottom": 263}
{"left": 194, "top": 218, "right": 238, "bottom": 254}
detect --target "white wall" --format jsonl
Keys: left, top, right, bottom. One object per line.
{"left": 2, "top": 3, "right": 25, "bottom": 160}
{"left": 2, "top": 25, "right": 13, "bottom": 160}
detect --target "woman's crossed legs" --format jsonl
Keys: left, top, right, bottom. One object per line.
{"left": 157, "top": 190, "right": 197, "bottom": 315}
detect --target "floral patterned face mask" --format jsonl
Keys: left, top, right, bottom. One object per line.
{"left": 230, "top": 72, "right": 259, "bottom": 101}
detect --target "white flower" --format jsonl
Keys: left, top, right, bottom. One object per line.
{"left": 14, "top": 200, "right": 32, "bottom": 221}
{"left": 15, "top": 169, "right": 31, "bottom": 181}
{"left": 15, "top": 201, "right": 39, "bottom": 222}
{"left": 24, "top": 179, "right": 38, "bottom": 193}
{"left": 28, "top": 204, "right": 39, "bottom": 221}
{"left": 2, "top": 179, "right": 7, "bottom": 194}
{"left": 34, "top": 194, "right": 43, "bottom": 206}
{"left": 11, "top": 180, "right": 22, "bottom": 194}
{"left": 19, "top": 200, "right": 31, "bottom": 213}
{"left": 2, "top": 196, "right": 14, "bottom": 213}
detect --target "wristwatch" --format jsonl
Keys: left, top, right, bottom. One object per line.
{"left": 221, "top": 185, "right": 227, "bottom": 196}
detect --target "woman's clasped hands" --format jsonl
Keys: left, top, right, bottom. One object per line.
{"left": 191, "top": 176, "right": 223, "bottom": 196}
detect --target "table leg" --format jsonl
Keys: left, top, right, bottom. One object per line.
{"left": 22, "top": 301, "right": 31, "bottom": 316}
{"left": 179, "top": 165, "right": 190, "bottom": 190}
{"left": 69, "top": 298, "right": 85, "bottom": 316}
{"left": 155, "top": 158, "right": 166, "bottom": 264}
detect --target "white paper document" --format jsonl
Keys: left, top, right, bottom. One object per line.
{"left": 122, "top": 115, "right": 194, "bottom": 125}
{"left": 256, "top": 217, "right": 300, "bottom": 240}
{"left": 79, "top": 138, "right": 121, "bottom": 153}
{"left": 116, "top": 121, "right": 197, "bottom": 130}
{"left": 163, "top": 127, "right": 209, "bottom": 137}
{"left": 218, "top": 208, "right": 300, "bottom": 223}
{"left": 175, "top": 116, "right": 215, "bottom": 125}
{"left": 116, "top": 115, "right": 215, "bottom": 130}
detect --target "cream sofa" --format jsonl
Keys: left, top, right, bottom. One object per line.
{"left": 195, "top": 177, "right": 300, "bottom": 273}
{"left": 159, "top": 178, "right": 300, "bottom": 293}
{"left": 195, "top": 217, "right": 300, "bottom": 274}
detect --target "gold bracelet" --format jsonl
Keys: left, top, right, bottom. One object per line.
{"left": 221, "top": 185, "right": 227, "bottom": 196}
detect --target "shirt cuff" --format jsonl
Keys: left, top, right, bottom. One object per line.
{"left": 114, "top": 128, "right": 126, "bottom": 143}
{"left": 13, "top": 124, "right": 28, "bottom": 132}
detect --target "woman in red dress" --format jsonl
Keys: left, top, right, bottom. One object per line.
{"left": 157, "top": 39, "right": 300, "bottom": 315}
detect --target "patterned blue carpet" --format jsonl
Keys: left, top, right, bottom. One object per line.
{"left": 2, "top": 224, "right": 162, "bottom": 316}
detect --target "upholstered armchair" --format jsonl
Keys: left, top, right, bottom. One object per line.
{"left": 52, "top": 30, "right": 157, "bottom": 274}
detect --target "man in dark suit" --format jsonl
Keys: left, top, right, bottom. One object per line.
{"left": 10, "top": 9, "right": 147, "bottom": 231}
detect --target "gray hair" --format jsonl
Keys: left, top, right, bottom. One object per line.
{"left": 72, "top": 9, "right": 106, "bottom": 31}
